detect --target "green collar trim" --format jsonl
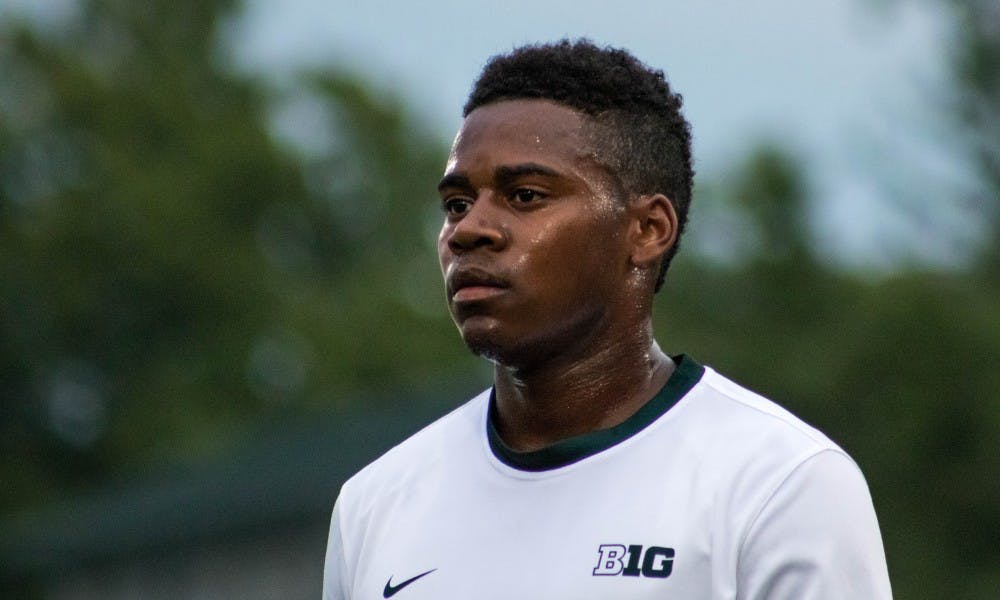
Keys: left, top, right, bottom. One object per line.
{"left": 487, "top": 354, "right": 705, "bottom": 472}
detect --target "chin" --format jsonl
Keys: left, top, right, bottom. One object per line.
{"left": 460, "top": 329, "right": 506, "bottom": 362}
{"left": 459, "top": 327, "right": 516, "bottom": 365}
{"left": 461, "top": 329, "right": 560, "bottom": 371}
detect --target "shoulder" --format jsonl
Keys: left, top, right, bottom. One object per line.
{"left": 702, "top": 372, "right": 895, "bottom": 597}
{"left": 685, "top": 366, "right": 849, "bottom": 462}
{"left": 676, "top": 365, "right": 870, "bottom": 524}
{"left": 679, "top": 366, "right": 890, "bottom": 594}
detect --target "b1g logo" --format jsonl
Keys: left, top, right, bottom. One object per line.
{"left": 593, "top": 544, "right": 675, "bottom": 578}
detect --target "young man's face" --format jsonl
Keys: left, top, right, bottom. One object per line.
{"left": 437, "top": 99, "right": 636, "bottom": 368}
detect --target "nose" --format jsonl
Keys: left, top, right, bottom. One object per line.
{"left": 443, "top": 196, "right": 508, "bottom": 254}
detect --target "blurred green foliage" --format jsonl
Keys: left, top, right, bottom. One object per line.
{"left": 0, "top": 0, "right": 997, "bottom": 598}
{"left": 0, "top": 0, "right": 480, "bottom": 512}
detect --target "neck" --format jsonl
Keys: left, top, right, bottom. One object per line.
{"left": 491, "top": 320, "right": 674, "bottom": 452}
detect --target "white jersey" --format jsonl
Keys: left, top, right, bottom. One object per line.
{"left": 324, "top": 356, "right": 892, "bottom": 599}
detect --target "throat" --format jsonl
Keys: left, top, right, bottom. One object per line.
{"left": 491, "top": 346, "right": 674, "bottom": 452}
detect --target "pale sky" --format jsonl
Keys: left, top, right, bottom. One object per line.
{"left": 229, "top": 1, "right": 940, "bottom": 150}
{"left": 5, "top": 0, "right": 977, "bottom": 269}
{"left": 226, "top": 0, "right": 977, "bottom": 269}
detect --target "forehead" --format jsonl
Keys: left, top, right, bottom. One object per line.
{"left": 447, "top": 100, "right": 595, "bottom": 173}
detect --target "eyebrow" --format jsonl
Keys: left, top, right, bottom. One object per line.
{"left": 437, "top": 163, "right": 562, "bottom": 193}
{"left": 494, "top": 163, "right": 561, "bottom": 187}
{"left": 437, "top": 173, "right": 471, "bottom": 193}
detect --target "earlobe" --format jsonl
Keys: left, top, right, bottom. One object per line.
{"left": 629, "top": 194, "right": 678, "bottom": 267}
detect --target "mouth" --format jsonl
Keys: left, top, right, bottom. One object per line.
{"left": 447, "top": 267, "right": 509, "bottom": 303}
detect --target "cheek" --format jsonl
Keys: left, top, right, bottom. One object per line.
{"left": 436, "top": 226, "right": 452, "bottom": 272}
{"left": 519, "top": 218, "right": 623, "bottom": 292}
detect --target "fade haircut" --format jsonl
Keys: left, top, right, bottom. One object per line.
{"left": 464, "top": 39, "right": 694, "bottom": 291}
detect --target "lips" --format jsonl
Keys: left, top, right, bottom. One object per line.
{"left": 447, "top": 267, "right": 509, "bottom": 303}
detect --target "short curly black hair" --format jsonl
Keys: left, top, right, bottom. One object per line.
{"left": 464, "top": 39, "right": 694, "bottom": 291}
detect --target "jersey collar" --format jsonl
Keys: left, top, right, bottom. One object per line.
{"left": 486, "top": 354, "right": 705, "bottom": 472}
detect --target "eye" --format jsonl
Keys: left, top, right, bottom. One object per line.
{"left": 512, "top": 188, "right": 544, "bottom": 204}
{"left": 442, "top": 197, "right": 472, "bottom": 216}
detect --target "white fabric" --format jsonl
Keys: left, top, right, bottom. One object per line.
{"left": 323, "top": 365, "right": 892, "bottom": 599}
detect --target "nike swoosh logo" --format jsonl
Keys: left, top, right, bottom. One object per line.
{"left": 383, "top": 569, "right": 436, "bottom": 598}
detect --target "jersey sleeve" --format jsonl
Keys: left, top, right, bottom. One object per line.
{"left": 736, "top": 449, "right": 893, "bottom": 599}
{"left": 323, "top": 497, "right": 351, "bottom": 600}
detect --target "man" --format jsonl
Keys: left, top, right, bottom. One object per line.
{"left": 324, "top": 39, "right": 891, "bottom": 599}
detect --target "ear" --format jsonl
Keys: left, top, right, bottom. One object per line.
{"left": 627, "top": 193, "right": 678, "bottom": 268}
